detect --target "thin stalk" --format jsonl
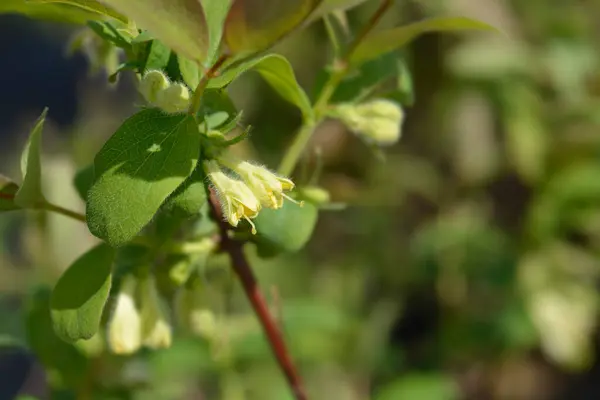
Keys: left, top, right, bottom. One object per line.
{"left": 188, "top": 54, "right": 229, "bottom": 116}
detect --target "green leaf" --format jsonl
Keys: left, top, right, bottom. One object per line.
{"left": 50, "top": 243, "right": 115, "bottom": 343}
{"left": 87, "top": 109, "right": 201, "bottom": 247}
{"left": 201, "top": 0, "right": 234, "bottom": 66}
{"left": 351, "top": 17, "right": 499, "bottom": 66}
{"left": 224, "top": 0, "right": 322, "bottom": 55}
{"left": 25, "top": 287, "right": 88, "bottom": 384}
{"left": 311, "top": 0, "right": 367, "bottom": 17}
{"left": 162, "top": 166, "right": 207, "bottom": 218}
{"left": 15, "top": 108, "right": 47, "bottom": 208}
{"left": 27, "top": 0, "right": 127, "bottom": 23}
{"left": 73, "top": 164, "right": 95, "bottom": 202}
{"left": 97, "top": 0, "right": 208, "bottom": 64}
{"left": 179, "top": 55, "right": 201, "bottom": 88}
{"left": 0, "top": 175, "right": 20, "bottom": 211}
{"left": 210, "top": 54, "right": 313, "bottom": 119}
{"left": 87, "top": 20, "right": 131, "bottom": 49}
{"left": 142, "top": 40, "right": 172, "bottom": 72}
{"left": 1, "top": 0, "right": 104, "bottom": 24}
{"left": 253, "top": 201, "right": 318, "bottom": 254}
{"left": 374, "top": 373, "right": 459, "bottom": 400}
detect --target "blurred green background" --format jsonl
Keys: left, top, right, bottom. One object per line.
{"left": 2, "top": 0, "right": 600, "bottom": 399}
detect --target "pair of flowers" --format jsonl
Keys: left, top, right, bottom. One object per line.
{"left": 204, "top": 154, "right": 297, "bottom": 233}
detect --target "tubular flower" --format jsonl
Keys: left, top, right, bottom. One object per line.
{"left": 107, "top": 274, "right": 142, "bottom": 355}
{"left": 218, "top": 154, "right": 296, "bottom": 210}
{"left": 203, "top": 160, "right": 261, "bottom": 233}
{"left": 139, "top": 275, "right": 172, "bottom": 350}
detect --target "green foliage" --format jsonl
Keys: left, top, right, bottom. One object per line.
{"left": 374, "top": 374, "right": 459, "bottom": 400}
{"left": 14, "top": 108, "right": 47, "bottom": 208}
{"left": 253, "top": 201, "right": 318, "bottom": 255}
{"left": 351, "top": 16, "right": 499, "bottom": 66}
{"left": 0, "top": 0, "right": 106, "bottom": 24}
{"left": 27, "top": 0, "right": 127, "bottom": 22}
{"left": 86, "top": 109, "right": 201, "bottom": 246}
{"left": 50, "top": 243, "right": 115, "bottom": 342}
{"left": 72, "top": 164, "right": 94, "bottom": 201}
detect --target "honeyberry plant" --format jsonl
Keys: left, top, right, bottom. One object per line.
{"left": 0, "top": 1, "right": 495, "bottom": 399}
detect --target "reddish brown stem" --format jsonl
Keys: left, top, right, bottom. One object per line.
{"left": 0, "top": 192, "right": 14, "bottom": 200}
{"left": 209, "top": 191, "right": 308, "bottom": 400}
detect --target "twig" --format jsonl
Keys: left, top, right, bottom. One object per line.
{"left": 208, "top": 190, "right": 308, "bottom": 400}
{"left": 0, "top": 192, "right": 86, "bottom": 222}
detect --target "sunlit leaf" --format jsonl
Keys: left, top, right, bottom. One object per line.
{"left": 224, "top": 0, "right": 322, "bottom": 55}
{"left": 97, "top": 0, "right": 209, "bottom": 63}
{"left": 86, "top": 109, "right": 201, "bottom": 246}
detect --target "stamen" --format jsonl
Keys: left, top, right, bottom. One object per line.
{"left": 282, "top": 193, "right": 304, "bottom": 207}
{"left": 244, "top": 216, "right": 257, "bottom": 235}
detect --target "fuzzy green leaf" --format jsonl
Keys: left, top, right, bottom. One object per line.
{"left": 254, "top": 201, "right": 318, "bottom": 254}
{"left": 15, "top": 108, "right": 47, "bottom": 208}
{"left": 86, "top": 109, "right": 201, "bottom": 246}
{"left": 50, "top": 243, "right": 115, "bottom": 343}
{"left": 351, "top": 17, "right": 499, "bottom": 66}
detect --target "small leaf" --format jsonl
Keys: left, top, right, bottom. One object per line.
{"left": 142, "top": 40, "right": 172, "bottom": 72}
{"left": 0, "top": 175, "right": 20, "bottom": 211}
{"left": 179, "top": 54, "right": 201, "bottom": 88}
{"left": 253, "top": 201, "right": 318, "bottom": 254}
{"left": 87, "top": 20, "right": 131, "bottom": 49}
{"left": 210, "top": 54, "right": 313, "bottom": 119}
{"left": 87, "top": 109, "right": 201, "bottom": 246}
{"left": 27, "top": 0, "right": 128, "bottom": 23}
{"left": 97, "top": 0, "right": 209, "bottom": 63}
{"left": 73, "top": 164, "right": 95, "bottom": 202}
{"left": 50, "top": 243, "right": 115, "bottom": 343}
{"left": 15, "top": 108, "right": 47, "bottom": 208}
{"left": 351, "top": 17, "right": 499, "bottom": 66}
{"left": 224, "top": 0, "right": 322, "bottom": 55}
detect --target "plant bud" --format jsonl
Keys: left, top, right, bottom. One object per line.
{"left": 331, "top": 99, "right": 404, "bottom": 146}
{"left": 139, "top": 70, "right": 170, "bottom": 104}
{"left": 155, "top": 83, "right": 191, "bottom": 114}
{"left": 139, "top": 275, "right": 172, "bottom": 350}
{"left": 107, "top": 274, "right": 142, "bottom": 355}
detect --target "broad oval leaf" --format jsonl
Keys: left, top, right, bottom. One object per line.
{"left": 27, "top": 0, "right": 127, "bottom": 23}
{"left": 162, "top": 166, "right": 207, "bottom": 218}
{"left": 0, "top": 175, "right": 20, "bottom": 211}
{"left": 1, "top": 0, "right": 105, "bottom": 24}
{"left": 209, "top": 54, "right": 313, "bottom": 120}
{"left": 224, "top": 0, "right": 322, "bottom": 55}
{"left": 86, "top": 109, "right": 201, "bottom": 246}
{"left": 97, "top": 0, "right": 209, "bottom": 63}
{"left": 50, "top": 243, "right": 115, "bottom": 343}
{"left": 15, "top": 108, "right": 47, "bottom": 208}
{"left": 253, "top": 200, "right": 318, "bottom": 254}
{"left": 351, "top": 17, "right": 499, "bottom": 66}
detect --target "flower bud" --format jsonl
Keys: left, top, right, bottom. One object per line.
{"left": 139, "top": 275, "right": 172, "bottom": 350}
{"left": 331, "top": 99, "right": 404, "bottom": 146}
{"left": 139, "top": 70, "right": 170, "bottom": 104}
{"left": 107, "top": 275, "right": 142, "bottom": 355}
{"left": 155, "top": 83, "right": 191, "bottom": 114}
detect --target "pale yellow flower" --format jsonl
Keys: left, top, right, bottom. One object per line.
{"left": 107, "top": 275, "right": 142, "bottom": 355}
{"left": 204, "top": 160, "right": 261, "bottom": 233}
{"left": 218, "top": 154, "right": 296, "bottom": 209}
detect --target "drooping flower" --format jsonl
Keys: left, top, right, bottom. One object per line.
{"left": 203, "top": 160, "right": 261, "bottom": 233}
{"left": 139, "top": 275, "right": 172, "bottom": 350}
{"left": 107, "top": 274, "right": 142, "bottom": 355}
{"left": 174, "top": 282, "right": 217, "bottom": 340}
{"left": 217, "top": 154, "right": 296, "bottom": 210}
